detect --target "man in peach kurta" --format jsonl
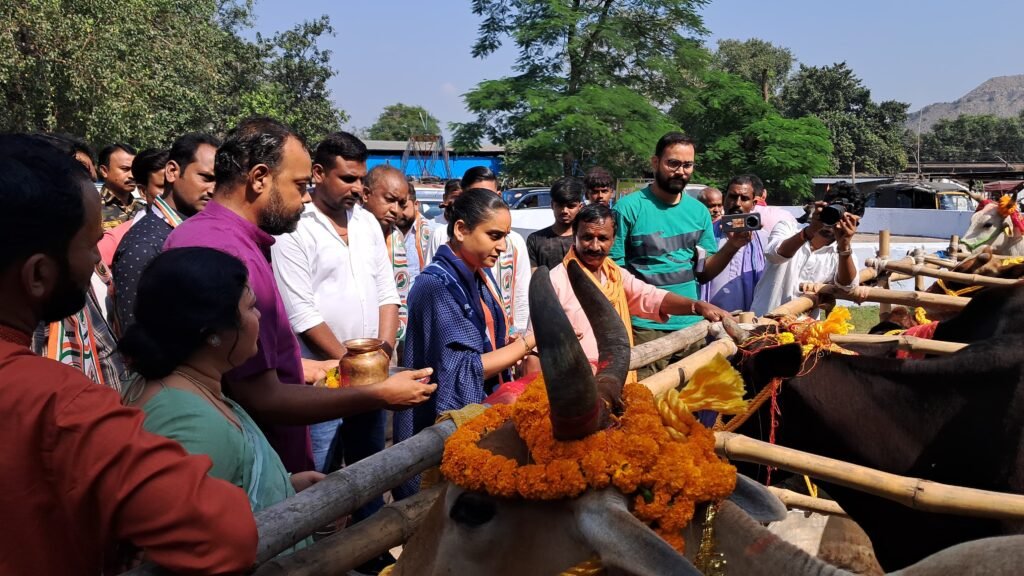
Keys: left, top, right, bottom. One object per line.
{"left": 543, "top": 203, "right": 730, "bottom": 382}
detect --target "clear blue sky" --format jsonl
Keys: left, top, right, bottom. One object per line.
{"left": 252, "top": 0, "right": 1024, "bottom": 136}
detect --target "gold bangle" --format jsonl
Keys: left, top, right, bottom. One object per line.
{"left": 521, "top": 336, "right": 532, "bottom": 355}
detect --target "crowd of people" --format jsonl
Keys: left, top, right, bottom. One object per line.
{"left": 0, "top": 121, "right": 866, "bottom": 575}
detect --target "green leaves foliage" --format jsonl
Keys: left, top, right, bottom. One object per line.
{"left": 0, "top": 1, "right": 345, "bottom": 149}
{"left": 368, "top": 104, "right": 442, "bottom": 141}
{"left": 712, "top": 38, "right": 794, "bottom": 103}
{"left": 914, "top": 113, "right": 1024, "bottom": 162}
{"left": 780, "top": 62, "right": 908, "bottom": 175}
{"left": 457, "top": 0, "right": 708, "bottom": 182}
{"left": 673, "top": 71, "right": 832, "bottom": 204}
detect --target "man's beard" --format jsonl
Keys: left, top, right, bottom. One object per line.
{"left": 39, "top": 260, "right": 88, "bottom": 323}
{"left": 259, "top": 185, "right": 304, "bottom": 235}
{"left": 655, "top": 171, "right": 688, "bottom": 195}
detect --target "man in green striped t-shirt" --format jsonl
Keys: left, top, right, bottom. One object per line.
{"left": 611, "top": 132, "right": 751, "bottom": 379}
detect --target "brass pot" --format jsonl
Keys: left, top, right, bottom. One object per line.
{"left": 337, "top": 338, "right": 390, "bottom": 388}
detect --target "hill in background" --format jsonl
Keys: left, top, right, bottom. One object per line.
{"left": 907, "top": 74, "right": 1024, "bottom": 131}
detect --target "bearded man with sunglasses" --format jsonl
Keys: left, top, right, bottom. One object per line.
{"left": 610, "top": 132, "right": 750, "bottom": 379}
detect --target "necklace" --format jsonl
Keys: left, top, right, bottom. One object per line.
{"left": 173, "top": 369, "right": 241, "bottom": 431}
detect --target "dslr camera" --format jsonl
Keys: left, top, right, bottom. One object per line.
{"left": 720, "top": 211, "right": 762, "bottom": 233}
{"left": 797, "top": 182, "right": 864, "bottom": 227}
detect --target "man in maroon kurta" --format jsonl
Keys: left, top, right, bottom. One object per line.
{"left": 0, "top": 135, "right": 257, "bottom": 575}
{"left": 165, "top": 117, "right": 436, "bottom": 473}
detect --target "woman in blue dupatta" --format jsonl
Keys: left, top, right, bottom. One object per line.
{"left": 394, "top": 189, "right": 536, "bottom": 489}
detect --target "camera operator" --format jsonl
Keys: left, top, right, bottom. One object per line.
{"left": 750, "top": 183, "right": 864, "bottom": 316}
{"left": 698, "top": 175, "right": 767, "bottom": 312}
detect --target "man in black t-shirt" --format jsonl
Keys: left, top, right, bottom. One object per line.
{"left": 526, "top": 176, "right": 584, "bottom": 271}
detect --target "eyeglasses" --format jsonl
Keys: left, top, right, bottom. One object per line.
{"left": 664, "top": 159, "right": 695, "bottom": 171}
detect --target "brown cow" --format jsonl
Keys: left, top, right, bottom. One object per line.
{"left": 734, "top": 286, "right": 1024, "bottom": 570}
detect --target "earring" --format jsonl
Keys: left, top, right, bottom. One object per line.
{"left": 207, "top": 335, "right": 222, "bottom": 348}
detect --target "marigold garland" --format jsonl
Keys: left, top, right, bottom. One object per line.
{"left": 440, "top": 376, "right": 736, "bottom": 552}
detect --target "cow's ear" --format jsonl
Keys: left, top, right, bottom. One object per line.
{"left": 574, "top": 491, "right": 703, "bottom": 576}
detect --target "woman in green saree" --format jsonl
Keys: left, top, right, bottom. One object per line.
{"left": 119, "top": 247, "right": 322, "bottom": 515}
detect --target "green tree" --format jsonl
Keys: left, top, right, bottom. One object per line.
{"left": 915, "top": 114, "right": 1024, "bottom": 162}
{"left": 0, "top": 1, "right": 345, "bottom": 148}
{"left": 235, "top": 16, "right": 347, "bottom": 144}
{"left": 712, "top": 38, "right": 794, "bottom": 102}
{"left": 780, "top": 62, "right": 909, "bottom": 174}
{"left": 454, "top": 0, "right": 709, "bottom": 181}
{"left": 672, "top": 72, "right": 832, "bottom": 203}
{"left": 368, "top": 104, "right": 441, "bottom": 140}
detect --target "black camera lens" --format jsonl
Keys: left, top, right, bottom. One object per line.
{"left": 820, "top": 204, "right": 846, "bottom": 226}
{"left": 745, "top": 216, "right": 759, "bottom": 228}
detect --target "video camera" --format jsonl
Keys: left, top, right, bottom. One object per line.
{"left": 720, "top": 212, "right": 762, "bottom": 233}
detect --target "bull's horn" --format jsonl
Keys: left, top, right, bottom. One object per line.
{"left": 565, "top": 260, "right": 630, "bottom": 400}
{"left": 966, "top": 190, "right": 986, "bottom": 204}
{"left": 529, "top": 266, "right": 603, "bottom": 440}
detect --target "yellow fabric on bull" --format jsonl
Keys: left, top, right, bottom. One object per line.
{"left": 657, "top": 353, "right": 747, "bottom": 440}
{"left": 419, "top": 404, "right": 490, "bottom": 491}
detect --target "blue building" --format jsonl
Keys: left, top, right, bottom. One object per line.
{"left": 363, "top": 139, "right": 503, "bottom": 181}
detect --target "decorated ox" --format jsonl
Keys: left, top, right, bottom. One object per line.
{"left": 390, "top": 265, "right": 1024, "bottom": 575}
{"left": 734, "top": 285, "right": 1024, "bottom": 570}
{"left": 960, "top": 186, "right": 1024, "bottom": 255}
{"left": 393, "top": 262, "right": 787, "bottom": 575}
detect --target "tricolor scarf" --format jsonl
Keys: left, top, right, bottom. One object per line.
{"left": 152, "top": 195, "right": 184, "bottom": 227}
{"left": 562, "top": 248, "right": 638, "bottom": 384}
{"left": 387, "top": 216, "right": 433, "bottom": 341}
{"left": 47, "top": 297, "right": 106, "bottom": 388}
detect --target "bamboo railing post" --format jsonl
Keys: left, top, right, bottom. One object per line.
{"left": 878, "top": 230, "right": 891, "bottom": 318}
{"left": 948, "top": 235, "right": 960, "bottom": 258}
{"left": 799, "top": 283, "right": 970, "bottom": 312}
{"left": 913, "top": 248, "right": 926, "bottom": 292}
{"left": 714, "top": 432, "right": 1024, "bottom": 521}
{"left": 628, "top": 321, "right": 709, "bottom": 370}
{"left": 864, "top": 257, "right": 1018, "bottom": 288}
{"left": 639, "top": 338, "right": 737, "bottom": 398}
{"left": 252, "top": 486, "right": 443, "bottom": 576}
{"left": 829, "top": 334, "right": 967, "bottom": 355}
{"left": 766, "top": 487, "right": 849, "bottom": 518}
{"left": 767, "top": 293, "right": 821, "bottom": 317}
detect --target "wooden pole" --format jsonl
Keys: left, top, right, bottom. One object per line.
{"left": 913, "top": 248, "right": 927, "bottom": 292}
{"left": 948, "top": 234, "right": 960, "bottom": 258}
{"left": 878, "top": 230, "right": 891, "bottom": 317}
{"left": 629, "top": 321, "right": 709, "bottom": 370}
{"left": 715, "top": 432, "right": 1024, "bottom": 521}
{"left": 767, "top": 294, "right": 821, "bottom": 317}
{"left": 829, "top": 334, "right": 967, "bottom": 355}
{"left": 639, "top": 338, "right": 737, "bottom": 398}
{"left": 799, "top": 283, "right": 970, "bottom": 312}
{"left": 864, "top": 258, "right": 1018, "bottom": 288}
{"left": 766, "top": 487, "right": 849, "bottom": 518}
{"left": 252, "top": 486, "right": 443, "bottom": 576}
{"left": 924, "top": 255, "right": 958, "bottom": 269}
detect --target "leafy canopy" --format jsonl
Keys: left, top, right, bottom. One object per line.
{"left": 0, "top": 0, "right": 346, "bottom": 148}
{"left": 457, "top": 0, "right": 709, "bottom": 182}
{"left": 712, "top": 38, "right": 794, "bottom": 103}
{"left": 368, "top": 104, "right": 442, "bottom": 141}
{"left": 780, "top": 62, "right": 908, "bottom": 175}
{"left": 673, "top": 71, "right": 832, "bottom": 203}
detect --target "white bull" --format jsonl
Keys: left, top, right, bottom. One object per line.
{"left": 961, "top": 187, "right": 1024, "bottom": 255}
{"left": 389, "top": 263, "right": 1024, "bottom": 575}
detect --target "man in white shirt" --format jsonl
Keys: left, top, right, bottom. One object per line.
{"left": 362, "top": 167, "right": 433, "bottom": 348}
{"left": 271, "top": 132, "right": 399, "bottom": 536}
{"left": 750, "top": 183, "right": 864, "bottom": 316}
{"left": 426, "top": 166, "right": 531, "bottom": 332}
